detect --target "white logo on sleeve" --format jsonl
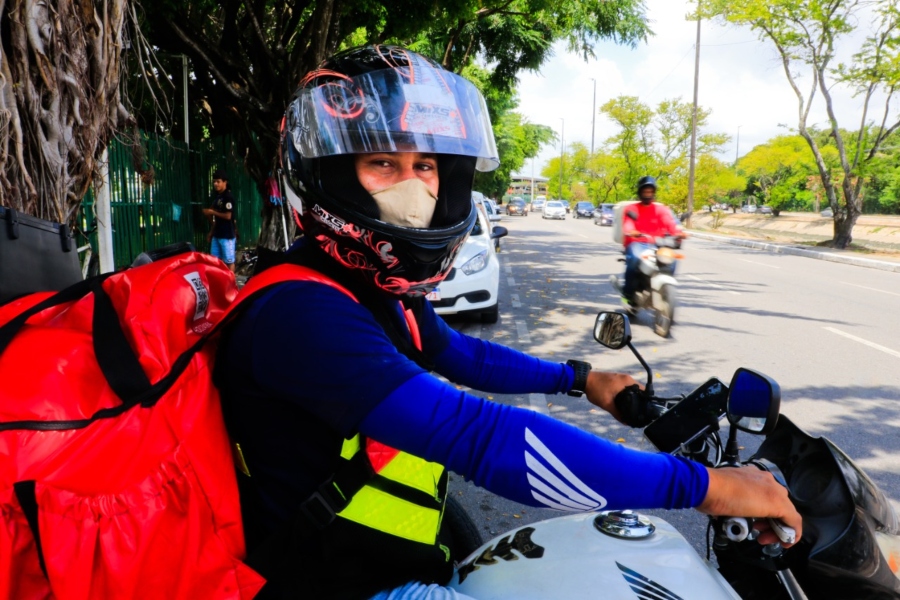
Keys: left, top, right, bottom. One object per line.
{"left": 226, "top": 202, "right": 233, "bottom": 210}
{"left": 524, "top": 428, "right": 607, "bottom": 511}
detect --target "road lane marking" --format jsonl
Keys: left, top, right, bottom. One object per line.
{"left": 515, "top": 320, "right": 531, "bottom": 344}
{"left": 507, "top": 277, "right": 517, "bottom": 287}
{"left": 511, "top": 293, "right": 522, "bottom": 308}
{"left": 527, "top": 393, "right": 550, "bottom": 415}
{"left": 504, "top": 264, "right": 513, "bottom": 274}
{"left": 739, "top": 258, "right": 780, "bottom": 269}
{"left": 576, "top": 234, "right": 589, "bottom": 239}
{"left": 686, "top": 274, "right": 741, "bottom": 295}
{"left": 840, "top": 282, "right": 900, "bottom": 298}
{"left": 824, "top": 327, "right": 900, "bottom": 359}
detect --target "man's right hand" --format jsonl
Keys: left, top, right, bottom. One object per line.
{"left": 698, "top": 466, "right": 802, "bottom": 547}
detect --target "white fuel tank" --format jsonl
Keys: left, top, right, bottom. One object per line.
{"left": 450, "top": 511, "right": 740, "bottom": 599}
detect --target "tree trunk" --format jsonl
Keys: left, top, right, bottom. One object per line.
{"left": 0, "top": 0, "right": 130, "bottom": 223}
{"left": 257, "top": 200, "right": 296, "bottom": 251}
{"left": 832, "top": 211, "right": 857, "bottom": 249}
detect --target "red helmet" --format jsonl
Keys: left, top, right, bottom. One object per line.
{"left": 281, "top": 46, "right": 499, "bottom": 297}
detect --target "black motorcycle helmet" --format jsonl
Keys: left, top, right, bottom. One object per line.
{"left": 637, "top": 176, "right": 657, "bottom": 194}
{"left": 280, "top": 45, "right": 500, "bottom": 297}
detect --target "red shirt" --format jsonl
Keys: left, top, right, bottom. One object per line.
{"left": 622, "top": 202, "right": 681, "bottom": 247}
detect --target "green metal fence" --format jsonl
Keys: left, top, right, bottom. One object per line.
{"left": 82, "top": 134, "right": 263, "bottom": 269}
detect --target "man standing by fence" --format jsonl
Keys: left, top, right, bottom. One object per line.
{"left": 204, "top": 169, "right": 238, "bottom": 273}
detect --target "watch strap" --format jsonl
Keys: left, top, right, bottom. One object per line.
{"left": 566, "top": 359, "right": 592, "bottom": 397}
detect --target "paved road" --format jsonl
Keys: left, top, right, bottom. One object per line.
{"left": 442, "top": 211, "right": 900, "bottom": 557}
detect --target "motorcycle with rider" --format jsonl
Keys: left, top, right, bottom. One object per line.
{"left": 611, "top": 176, "right": 687, "bottom": 338}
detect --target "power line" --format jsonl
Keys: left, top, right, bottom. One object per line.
{"left": 702, "top": 40, "right": 759, "bottom": 47}
{"left": 645, "top": 45, "right": 696, "bottom": 100}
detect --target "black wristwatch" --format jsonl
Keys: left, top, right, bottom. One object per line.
{"left": 566, "top": 359, "right": 592, "bottom": 397}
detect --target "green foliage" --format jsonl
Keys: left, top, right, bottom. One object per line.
{"left": 133, "top": 0, "right": 651, "bottom": 247}
{"left": 704, "top": 0, "right": 900, "bottom": 245}
{"left": 541, "top": 94, "right": 730, "bottom": 208}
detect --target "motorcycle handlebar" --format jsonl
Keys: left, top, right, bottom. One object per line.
{"left": 613, "top": 385, "right": 668, "bottom": 428}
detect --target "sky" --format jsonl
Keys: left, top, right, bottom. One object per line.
{"left": 513, "top": 0, "right": 883, "bottom": 178}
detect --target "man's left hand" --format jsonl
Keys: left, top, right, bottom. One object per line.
{"left": 584, "top": 371, "right": 641, "bottom": 423}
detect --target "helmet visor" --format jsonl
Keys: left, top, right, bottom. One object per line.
{"left": 287, "top": 65, "right": 499, "bottom": 172}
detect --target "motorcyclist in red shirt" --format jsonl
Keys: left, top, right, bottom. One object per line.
{"left": 621, "top": 176, "right": 686, "bottom": 309}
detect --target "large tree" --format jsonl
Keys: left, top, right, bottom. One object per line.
{"left": 705, "top": 0, "right": 900, "bottom": 248}
{"left": 136, "top": 0, "right": 650, "bottom": 247}
{"left": 0, "top": 0, "right": 133, "bottom": 222}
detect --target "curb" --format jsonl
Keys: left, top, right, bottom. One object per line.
{"left": 688, "top": 231, "right": 900, "bottom": 274}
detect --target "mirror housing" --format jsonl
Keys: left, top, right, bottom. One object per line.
{"left": 490, "top": 226, "right": 508, "bottom": 240}
{"left": 593, "top": 311, "right": 632, "bottom": 350}
{"left": 727, "top": 368, "right": 781, "bottom": 434}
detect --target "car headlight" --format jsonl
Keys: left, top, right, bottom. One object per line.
{"left": 461, "top": 251, "right": 488, "bottom": 275}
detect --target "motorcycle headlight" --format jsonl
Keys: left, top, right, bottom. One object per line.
{"left": 877, "top": 532, "right": 900, "bottom": 580}
{"left": 461, "top": 251, "right": 488, "bottom": 275}
{"left": 657, "top": 248, "right": 675, "bottom": 264}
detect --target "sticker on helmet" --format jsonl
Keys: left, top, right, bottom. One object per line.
{"left": 399, "top": 53, "right": 467, "bottom": 139}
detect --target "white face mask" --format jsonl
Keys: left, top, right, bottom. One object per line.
{"left": 371, "top": 178, "right": 438, "bottom": 229}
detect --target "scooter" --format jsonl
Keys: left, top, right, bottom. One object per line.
{"left": 449, "top": 312, "right": 900, "bottom": 599}
{"left": 610, "top": 235, "right": 683, "bottom": 338}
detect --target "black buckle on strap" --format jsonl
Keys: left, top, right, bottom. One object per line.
{"left": 297, "top": 484, "right": 342, "bottom": 530}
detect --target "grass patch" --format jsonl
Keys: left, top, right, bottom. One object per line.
{"left": 870, "top": 226, "right": 884, "bottom": 233}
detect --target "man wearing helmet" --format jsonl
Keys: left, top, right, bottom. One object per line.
{"left": 215, "top": 47, "right": 799, "bottom": 599}
{"left": 620, "top": 176, "right": 686, "bottom": 310}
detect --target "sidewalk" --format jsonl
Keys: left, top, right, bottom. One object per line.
{"left": 687, "top": 230, "right": 900, "bottom": 274}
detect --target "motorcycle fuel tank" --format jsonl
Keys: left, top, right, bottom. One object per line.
{"left": 450, "top": 511, "right": 740, "bottom": 599}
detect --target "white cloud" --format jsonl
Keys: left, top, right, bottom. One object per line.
{"left": 512, "top": 0, "right": 890, "bottom": 179}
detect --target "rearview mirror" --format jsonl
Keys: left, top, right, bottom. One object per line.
{"left": 490, "top": 226, "right": 508, "bottom": 239}
{"left": 593, "top": 311, "right": 632, "bottom": 350}
{"left": 727, "top": 368, "right": 781, "bottom": 434}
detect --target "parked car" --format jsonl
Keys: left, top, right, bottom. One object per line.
{"left": 506, "top": 198, "right": 528, "bottom": 216}
{"left": 741, "top": 204, "right": 758, "bottom": 213}
{"left": 574, "top": 202, "right": 594, "bottom": 219}
{"left": 485, "top": 198, "right": 503, "bottom": 221}
{"left": 593, "top": 203, "right": 614, "bottom": 226}
{"left": 542, "top": 200, "right": 567, "bottom": 220}
{"left": 531, "top": 198, "right": 546, "bottom": 213}
{"left": 821, "top": 208, "right": 834, "bottom": 218}
{"left": 427, "top": 209, "right": 507, "bottom": 323}
{"left": 474, "top": 191, "right": 501, "bottom": 222}
{"left": 759, "top": 205, "right": 773, "bottom": 215}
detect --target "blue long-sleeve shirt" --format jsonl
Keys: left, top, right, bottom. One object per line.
{"left": 215, "top": 280, "right": 708, "bottom": 538}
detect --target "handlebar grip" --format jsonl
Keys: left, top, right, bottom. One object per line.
{"left": 614, "top": 385, "right": 658, "bottom": 428}
{"left": 767, "top": 519, "right": 797, "bottom": 545}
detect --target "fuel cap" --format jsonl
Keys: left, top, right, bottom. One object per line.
{"left": 594, "top": 510, "right": 656, "bottom": 540}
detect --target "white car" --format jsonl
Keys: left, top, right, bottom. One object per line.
{"left": 427, "top": 209, "right": 507, "bottom": 323}
{"left": 542, "top": 200, "right": 567, "bottom": 220}
{"left": 473, "top": 191, "right": 502, "bottom": 222}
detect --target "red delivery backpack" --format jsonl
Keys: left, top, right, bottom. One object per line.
{"left": 0, "top": 250, "right": 327, "bottom": 599}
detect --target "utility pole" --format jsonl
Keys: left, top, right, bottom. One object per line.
{"left": 735, "top": 125, "right": 742, "bottom": 165}
{"left": 590, "top": 78, "right": 597, "bottom": 156}
{"left": 686, "top": 13, "right": 701, "bottom": 229}
{"left": 559, "top": 118, "right": 565, "bottom": 200}
{"left": 531, "top": 157, "right": 536, "bottom": 203}
{"left": 182, "top": 55, "right": 190, "bottom": 149}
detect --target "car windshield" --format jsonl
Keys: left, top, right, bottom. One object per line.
{"left": 510, "top": 200, "right": 524, "bottom": 206}
{"left": 547, "top": 201, "right": 564, "bottom": 207}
